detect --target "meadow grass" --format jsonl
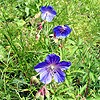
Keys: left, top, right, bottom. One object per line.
{"left": 0, "top": 0, "right": 100, "bottom": 100}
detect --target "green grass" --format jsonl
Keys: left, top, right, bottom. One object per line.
{"left": 0, "top": 0, "right": 100, "bottom": 100}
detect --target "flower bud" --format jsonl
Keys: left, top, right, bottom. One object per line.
{"left": 34, "top": 12, "right": 41, "bottom": 19}
{"left": 37, "top": 23, "right": 42, "bottom": 30}
{"left": 30, "top": 76, "right": 40, "bottom": 86}
{"left": 59, "top": 43, "right": 63, "bottom": 48}
{"left": 35, "top": 34, "right": 40, "bottom": 41}
{"left": 49, "top": 34, "right": 58, "bottom": 43}
{"left": 35, "top": 86, "right": 49, "bottom": 99}
{"left": 36, "top": 91, "right": 44, "bottom": 100}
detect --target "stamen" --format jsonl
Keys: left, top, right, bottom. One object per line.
{"left": 51, "top": 65, "right": 54, "bottom": 70}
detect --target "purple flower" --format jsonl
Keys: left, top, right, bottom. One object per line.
{"left": 40, "top": 6, "right": 57, "bottom": 22}
{"left": 34, "top": 54, "right": 71, "bottom": 84}
{"left": 53, "top": 25, "right": 71, "bottom": 38}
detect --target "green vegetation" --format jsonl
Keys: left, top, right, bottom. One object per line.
{"left": 0, "top": 0, "right": 99, "bottom": 99}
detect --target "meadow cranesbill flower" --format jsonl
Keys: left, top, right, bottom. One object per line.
{"left": 40, "top": 6, "right": 57, "bottom": 22}
{"left": 53, "top": 25, "right": 71, "bottom": 38}
{"left": 34, "top": 54, "right": 71, "bottom": 84}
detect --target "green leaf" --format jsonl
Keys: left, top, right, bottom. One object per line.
{"left": 25, "top": 7, "right": 29, "bottom": 16}
{"left": 89, "top": 72, "right": 95, "bottom": 82}
{"left": 71, "top": 70, "right": 85, "bottom": 74}
{"left": 0, "top": 45, "right": 6, "bottom": 61}
{"left": 80, "top": 84, "right": 87, "bottom": 94}
{"left": 15, "top": 19, "right": 26, "bottom": 26}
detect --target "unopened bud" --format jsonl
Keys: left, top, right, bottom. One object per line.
{"left": 59, "top": 43, "right": 63, "bottom": 48}
{"left": 34, "top": 12, "right": 41, "bottom": 19}
{"left": 49, "top": 34, "right": 58, "bottom": 43}
{"left": 37, "top": 23, "right": 42, "bottom": 30}
{"left": 30, "top": 76, "right": 40, "bottom": 86}
{"left": 36, "top": 91, "right": 44, "bottom": 100}
{"left": 36, "top": 34, "right": 40, "bottom": 41}
{"left": 35, "top": 86, "right": 49, "bottom": 99}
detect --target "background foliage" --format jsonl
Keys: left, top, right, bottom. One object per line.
{"left": 0, "top": 0, "right": 100, "bottom": 100}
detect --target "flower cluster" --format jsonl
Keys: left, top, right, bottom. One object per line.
{"left": 40, "top": 6, "right": 72, "bottom": 38}
{"left": 33, "top": 6, "right": 72, "bottom": 85}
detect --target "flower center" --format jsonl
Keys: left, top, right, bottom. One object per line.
{"left": 47, "top": 64, "right": 55, "bottom": 72}
{"left": 51, "top": 65, "right": 55, "bottom": 70}
{"left": 46, "top": 64, "right": 57, "bottom": 75}
{"left": 44, "top": 11, "right": 51, "bottom": 20}
{"left": 46, "top": 11, "right": 50, "bottom": 16}
{"left": 60, "top": 26, "right": 66, "bottom": 33}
